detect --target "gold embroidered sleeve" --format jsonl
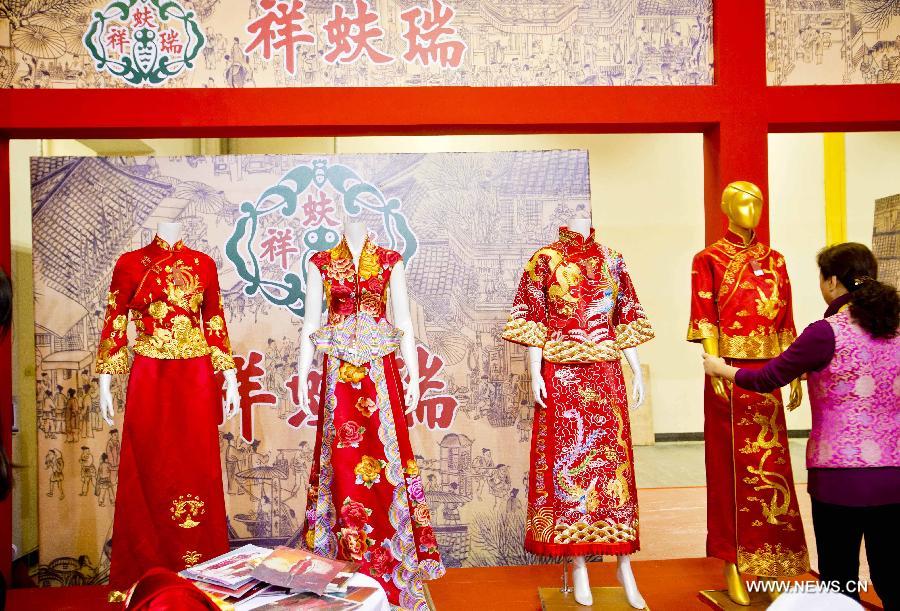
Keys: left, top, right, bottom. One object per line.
{"left": 96, "top": 339, "right": 129, "bottom": 374}
{"left": 615, "top": 318, "right": 655, "bottom": 350}
{"left": 501, "top": 317, "right": 548, "bottom": 348}
{"left": 686, "top": 319, "right": 719, "bottom": 342}
{"left": 210, "top": 345, "right": 236, "bottom": 371}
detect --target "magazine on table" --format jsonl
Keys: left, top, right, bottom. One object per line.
{"left": 183, "top": 544, "right": 273, "bottom": 588}
{"left": 251, "top": 546, "right": 350, "bottom": 596}
{"left": 321, "top": 563, "right": 359, "bottom": 594}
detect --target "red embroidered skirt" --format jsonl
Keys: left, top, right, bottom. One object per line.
{"left": 301, "top": 353, "right": 445, "bottom": 611}
{"left": 703, "top": 359, "right": 809, "bottom": 577}
{"left": 525, "top": 359, "right": 640, "bottom": 557}
{"left": 110, "top": 354, "right": 228, "bottom": 588}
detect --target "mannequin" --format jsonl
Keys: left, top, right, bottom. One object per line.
{"left": 295, "top": 220, "right": 420, "bottom": 413}
{"left": 295, "top": 220, "right": 444, "bottom": 609}
{"left": 528, "top": 217, "right": 645, "bottom": 609}
{"left": 98, "top": 222, "right": 240, "bottom": 423}
{"left": 688, "top": 183, "right": 809, "bottom": 604}
{"left": 97, "top": 219, "right": 240, "bottom": 586}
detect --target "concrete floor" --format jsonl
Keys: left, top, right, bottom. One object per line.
{"left": 633, "top": 439, "right": 809, "bottom": 488}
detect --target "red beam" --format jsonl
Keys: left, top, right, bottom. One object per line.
{"left": 0, "top": 86, "right": 726, "bottom": 138}
{"left": 766, "top": 85, "right": 900, "bottom": 132}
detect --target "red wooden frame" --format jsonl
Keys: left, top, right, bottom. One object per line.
{"left": 0, "top": 1, "right": 898, "bottom": 584}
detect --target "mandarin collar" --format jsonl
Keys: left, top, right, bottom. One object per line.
{"left": 559, "top": 226, "right": 595, "bottom": 246}
{"left": 824, "top": 292, "right": 852, "bottom": 318}
{"left": 723, "top": 228, "right": 756, "bottom": 248}
{"left": 152, "top": 234, "right": 185, "bottom": 252}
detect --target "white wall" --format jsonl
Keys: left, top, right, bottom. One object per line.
{"left": 846, "top": 132, "right": 900, "bottom": 246}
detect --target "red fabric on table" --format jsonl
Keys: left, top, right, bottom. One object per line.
{"left": 125, "top": 568, "right": 219, "bottom": 610}
{"left": 110, "top": 354, "right": 228, "bottom": 588}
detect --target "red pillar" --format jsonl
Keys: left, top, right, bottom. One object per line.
{"left": 0, "top": 137, "right": 12, "bottom": 584}
{"left": 704, "top": 1, "right": 770, "bottom": 245}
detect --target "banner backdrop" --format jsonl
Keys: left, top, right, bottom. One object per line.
{"left": 1, "top": 0, "right": 714, "bottom": 88}
{"left": 30, "top": 150, "right": 592, "bottom": 585}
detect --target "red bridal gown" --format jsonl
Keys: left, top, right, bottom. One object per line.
{"left": 502, "top": 227, "right": 654, "bottom": 557}
{"left": 301, "top": 236, "right": 445, "bottom": 611}
{"left": 96, "top": 235, "right": 234, "bottom": 587}
{"left": 687, "top": 230, "right": 809, "bottom": 577}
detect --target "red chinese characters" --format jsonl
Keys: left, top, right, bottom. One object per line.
{"left": 401, "top": 0, "right": 466, "bottom": 68}
{"left": 245, "top": 0, "right": 315, "bottom": 75}
{"left": 323, "top": 0, "right": 392, "bottom": 64}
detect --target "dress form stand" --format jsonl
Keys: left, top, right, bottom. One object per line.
{"left": 537, "top": 217, "right": 648, "bottom": 611}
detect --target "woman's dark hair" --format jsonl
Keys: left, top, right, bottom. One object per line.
{"left": 817, "top": 242, "right": 899, "bottom": 339}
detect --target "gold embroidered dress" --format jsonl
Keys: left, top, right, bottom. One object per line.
{"left": 688, "top": 230, "right": 809, "bottom": 577}
{"left": 96, "top": 235, "right": 234, "bottom": 587}
{"left": 503, "top": 227, "right": 654, "bottom": 556}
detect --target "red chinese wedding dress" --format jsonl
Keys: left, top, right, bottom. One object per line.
{"left": 688, "top": 230, "right": 809, "bottom": 577}
{"left": 96, "top": 235, "right": 233, "bottom": 587}
{"left": 502, "top": 227, "right": 654, "bottom": 557}
{"left": 301, "top": 237, "right": 445, "bottom": 611}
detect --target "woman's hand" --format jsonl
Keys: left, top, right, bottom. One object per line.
{"left": 702, "top": 353, "right": 728, "bottom": 377}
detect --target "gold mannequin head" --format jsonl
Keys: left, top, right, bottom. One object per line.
{"left": 721, "top": 181, "right": 764, "bottom": 232}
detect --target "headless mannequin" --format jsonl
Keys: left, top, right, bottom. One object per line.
{"left": 295, "top": 221, "right": 420, "bottom": 416}
{"left": 702, "top": 183, "right": 801, "bottom": 606}
{"left": 98, "top": 222, "right": 241, "bottom": 426}
{"left": 529, "top": 217, "right": 646, "bottom": 609}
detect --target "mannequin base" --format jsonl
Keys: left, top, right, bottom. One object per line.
{"left": 540, "top": 587, "right": 649, "bottom": 610}
{"left": 698, "top": 590, "right": 770, "bottom": 610}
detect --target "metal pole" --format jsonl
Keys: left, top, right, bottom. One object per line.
{"left": 561, "top": 557, "right": 572, "bottom": 593}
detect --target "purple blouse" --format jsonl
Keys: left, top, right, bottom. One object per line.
{"left": 734, "top": 292, "right": 900, "bottom": 507}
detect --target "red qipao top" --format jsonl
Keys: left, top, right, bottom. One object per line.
{"left": 502, "top": 227, "right": 654, "bottom": 363}
{"left": 687, "top": 230, "right": 797, "bottom": 359}
{"left": 95, "top": 235, "right": 236, "bottom": 374}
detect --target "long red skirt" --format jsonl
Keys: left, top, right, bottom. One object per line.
{"left": 703, "top": 359, "right": 809, "bottom": 577}
{"left": 302, "top": 353, "right": 445, "bottom": 611}
{"left": 525, "top": 359, "right": 640, "bottom": 557}
{"left": 110, "top": 354, "right": 229, "bottom": 588}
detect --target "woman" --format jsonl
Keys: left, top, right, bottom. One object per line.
{"left": 703, "top": 242, "right": 899, "bottom": 608}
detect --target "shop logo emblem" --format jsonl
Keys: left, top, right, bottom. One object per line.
{"left": 84, "top": 0, "right": 205, "bottom": 86}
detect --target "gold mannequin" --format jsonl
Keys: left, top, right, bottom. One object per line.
{"left": 703, "top": 181, "right": 801, "bottom": 605}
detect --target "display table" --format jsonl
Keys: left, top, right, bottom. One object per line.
{"left": 8, "top": 572, "right": 391, "bottom": 611}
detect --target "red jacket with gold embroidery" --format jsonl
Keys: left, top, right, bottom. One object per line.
{"left": 502, "top": 227, "right": 654, "bottom": 364}
{"left": 95, "top": 235, "right": 236, "bottom": 374}
{"left": 687, "top": 230, "right": 796, "bottom": 359}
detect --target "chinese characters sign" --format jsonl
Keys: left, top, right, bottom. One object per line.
{"left": 3, "top": 0, "right": 714, "bottom": 88}
{"left": 84, "top": 0, "right": 204, "bottom": 86}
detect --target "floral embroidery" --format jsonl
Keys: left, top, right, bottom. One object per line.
{"left": 357, "top": 240, "right": 382, "bottom": 280}
{"left": 206, "top": 315, "right": 225, "bottom": 336}
{"left": 412, "top": 503, "right": 432, "bottom": 527}
{"left": 106, "top": 290, "right": 118, "bottom": 308}
{"left": 329, "top": 256, "right": 355, "bottom": 283}
{"left": 359, "top": 291, "right": 383, "bottom": 316}
{"left": 336, "top": 421, "right": 366, "bottom": 449}
{"left": 148, "top": 300, "right": 169, "bottom": 320}
{"left": 354, "top": 455, "right": 386, "bottom": 488}
{"left": 340, "top": 497, "right": 373, "bottom": 530}
{"left": 365, "top": 542, "right": 394, "bottom": 580}
{"left": 418, "top": 527, "right": 438, "bottom": 554}
{"left": 338, "top": 526, "right": 374, "bottom": 561}
{"left": 339, "top": 362, "right": 368, "bottom": 384}
{"left": 134, "top": 315, "right": 210, "bottom": 360}
{"left": 182, "top": 550, "right": 202, "bottom": 567}
{"left": 170, "top": 493, "right": 206, "bottom": 529}
{"left": 404, "top": 459, "right": 419, "bottom": 477}
{"left": 355, "top": 397, "right": 377, "bottom": 418}
{"left": 112, "top": 314, "right": 128, "bottom": 336}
